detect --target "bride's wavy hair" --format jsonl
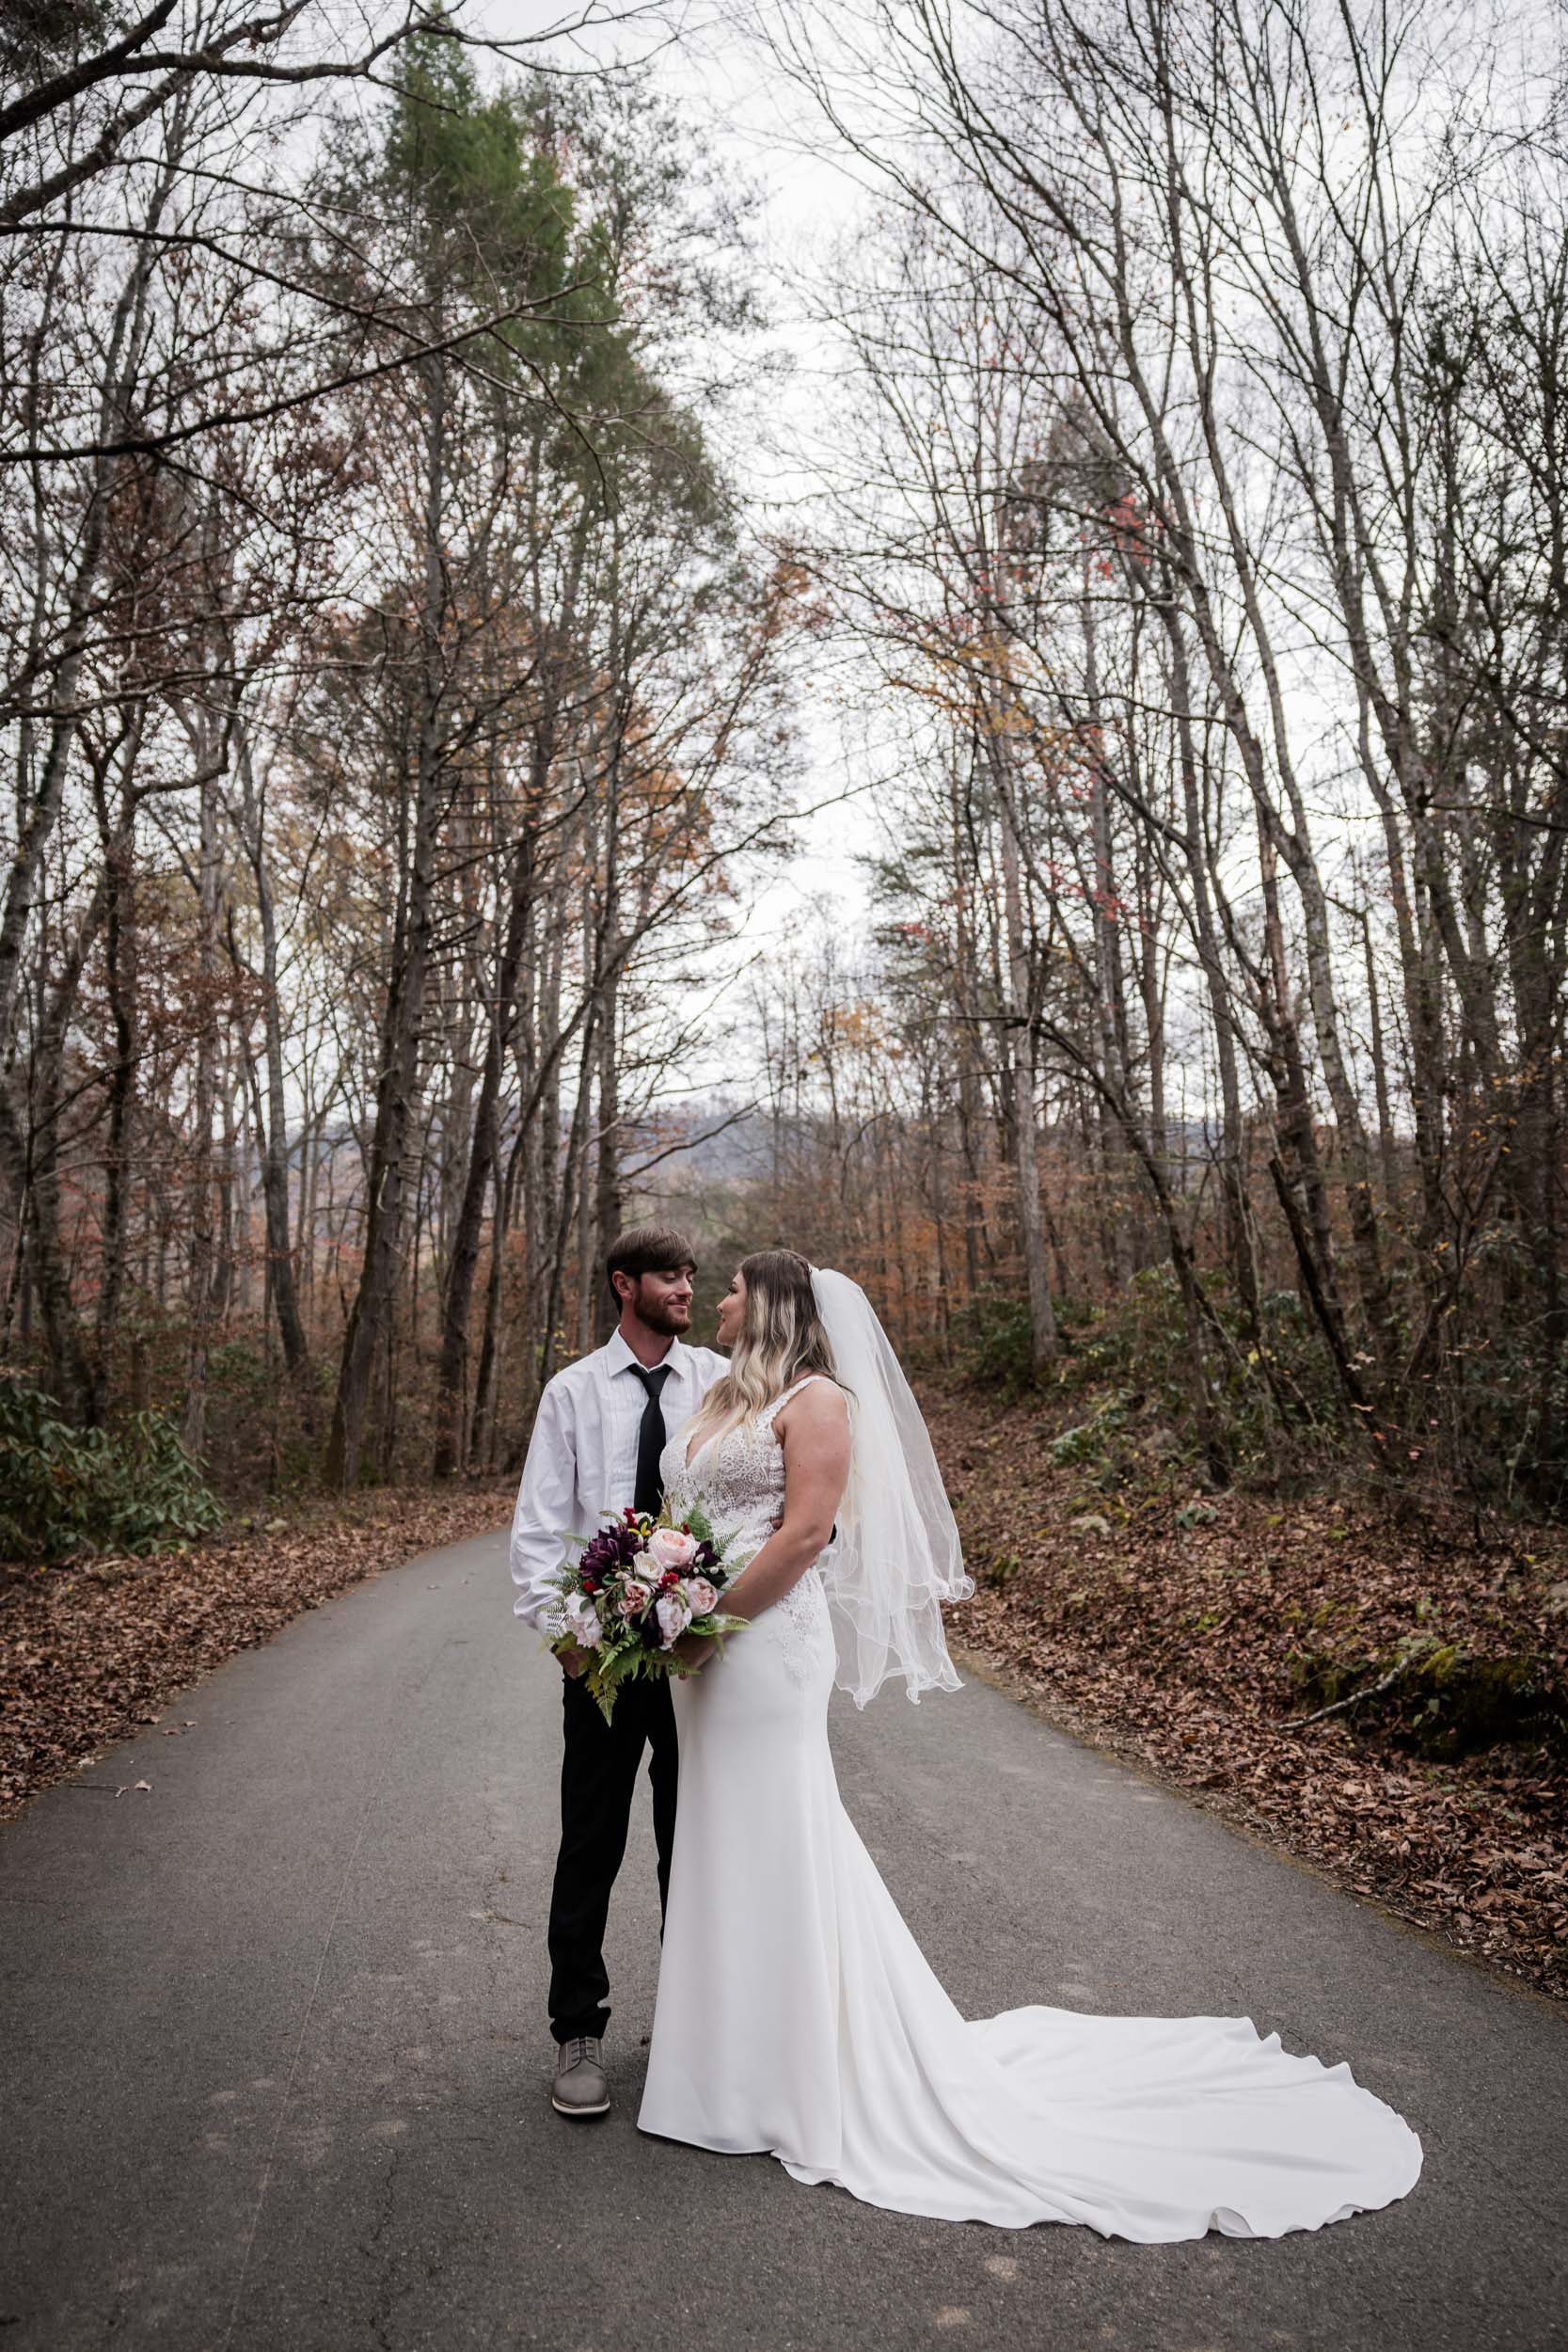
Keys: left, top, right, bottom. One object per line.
{"left": 687, "top": 1248, "right": 840, "bottom": 1445}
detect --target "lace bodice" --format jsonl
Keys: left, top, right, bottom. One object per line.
{"left": 659, "top": 1375, "right": 835, "bottom": 1683}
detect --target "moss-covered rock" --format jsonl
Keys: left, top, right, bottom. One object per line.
{"left": 1291, "top": 1637, "right": 1567, "bottom": 1759}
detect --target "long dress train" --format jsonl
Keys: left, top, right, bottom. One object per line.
{"left": 638, "top": 1382, "right": 1422, "bottom": 2242}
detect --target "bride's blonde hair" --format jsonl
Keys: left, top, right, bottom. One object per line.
{"left": 686, "top": 1248, "right": 840, "bottom": 1445}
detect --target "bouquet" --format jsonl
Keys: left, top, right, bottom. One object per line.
{"left": 548, "top": 1502, "right": 748, "bottom": 1722}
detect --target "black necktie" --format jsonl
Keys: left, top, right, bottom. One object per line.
{"left": 629, "top": 1364, "right": 673, "bottom": 1521}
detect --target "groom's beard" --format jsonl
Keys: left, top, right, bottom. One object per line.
{"left": 634, "top": 1296, "right": 691, "bottom": 1339}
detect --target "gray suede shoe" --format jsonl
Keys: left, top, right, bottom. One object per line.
{"left": 551, "top": 2035, "right": 610, "bottom": 2118}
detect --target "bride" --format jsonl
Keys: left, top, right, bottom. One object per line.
{"left": 639, "top": 1249, "right": 1422, "bottom": 2241}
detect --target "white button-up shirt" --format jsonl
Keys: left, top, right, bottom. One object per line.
{"left": 509, "top": 1329, "right": 728, "bottom": 1635}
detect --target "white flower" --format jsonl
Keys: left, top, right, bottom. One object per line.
{"left": 564, "top": 1595, "right": 603, "bottom": 1650}
{"left": 655, "top": 1592, "right": 692, "bottom": 1648}
{"left": 617, "top": 1578, "right": 653, "bottom": 1618}
{"left": 683, "top": 1576, "right": 718, "bottom": 1617}
{"left": 647, "top": 1524, "right": 699, "bottom": 1573}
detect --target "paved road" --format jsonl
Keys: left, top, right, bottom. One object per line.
{"left": 2, "top": 1528, "right": 1565, "bottom": 2352}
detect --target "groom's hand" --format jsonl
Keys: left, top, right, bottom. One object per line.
{"left": 558, "top": 1642, "right": 590, "bottom": 1680}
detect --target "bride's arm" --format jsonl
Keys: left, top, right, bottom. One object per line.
{"left": 691, "top": 1382, "right": 851, "bottom": 1642}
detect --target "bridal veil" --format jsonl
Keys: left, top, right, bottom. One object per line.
{"left": 810, "top": 1265, "right": 974, "bottom": 1707}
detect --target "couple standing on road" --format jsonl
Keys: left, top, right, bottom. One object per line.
{"left": 509, "top": 1224, "right": 1422, "bottom": 2242}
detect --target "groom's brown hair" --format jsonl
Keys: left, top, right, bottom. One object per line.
{"left": 606, "top": 1224, "right": 699, "bottom": 1307}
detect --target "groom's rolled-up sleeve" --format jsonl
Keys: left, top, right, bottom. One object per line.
{"left": 510, "top": 1380, "right": 578, "bottom": 1636}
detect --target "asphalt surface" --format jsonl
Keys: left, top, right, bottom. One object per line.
{"left": 2, "top": 1526, "right": 1564, "bottom": 2352}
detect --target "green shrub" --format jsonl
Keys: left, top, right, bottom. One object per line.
{"left": 0, "top": 1371, "right": 224, "bottom": 1562}
{"left": 1051, "top": 1390, "right": 1132, "bottom": 1466}
{"left": 952, "top": 1290, "right": 1040, "bottom": 1394}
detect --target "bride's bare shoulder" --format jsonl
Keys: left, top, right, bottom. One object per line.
{"left": 774, "top": 1375, "right": 850, "bottom": 1441}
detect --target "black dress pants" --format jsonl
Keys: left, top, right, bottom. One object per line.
{"left": 546, "top": 1668, "right": 677, "bottom": 2044}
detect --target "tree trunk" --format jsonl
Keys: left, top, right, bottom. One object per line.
{"left": 182, "top": 765, "right": 221, "bottom": 1454}
{"left": 325, "top": 352, "right": 449, "bottom": 1488}
{"left": 994, "top": 743, "right": 1058, "bottom": 1369}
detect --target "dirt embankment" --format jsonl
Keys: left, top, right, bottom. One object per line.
{"left": 925, "top": 1383, "right": 1568, "bottom": 2003}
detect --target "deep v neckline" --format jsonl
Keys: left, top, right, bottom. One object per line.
{"left": 683, "top": 1427, "right": 719, "bottom": 1471}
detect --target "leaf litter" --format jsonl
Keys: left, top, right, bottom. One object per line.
{"left": 927, "top": 1386, "right": 1568, "bottom": 2005}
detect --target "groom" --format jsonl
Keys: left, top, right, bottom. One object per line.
{"left": 510, "top": 1225, "right": 726, "bottom": 2119}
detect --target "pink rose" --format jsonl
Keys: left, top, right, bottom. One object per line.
{"left": 617, "top": 1579, "right": 652, "bottom": 1618}
{"left": 683, "top": 1577, "right": 718, "bottom": 1617}
{"left": 647, "top": 1525, "right": 699, "bottom": 1573}
{"left": 655, "top": 1592, "right": 692, "bottom": 1648}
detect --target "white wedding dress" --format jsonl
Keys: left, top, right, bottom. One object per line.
{"left": 639, "top": 1378, "right": 1422, "bottom": 2241}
